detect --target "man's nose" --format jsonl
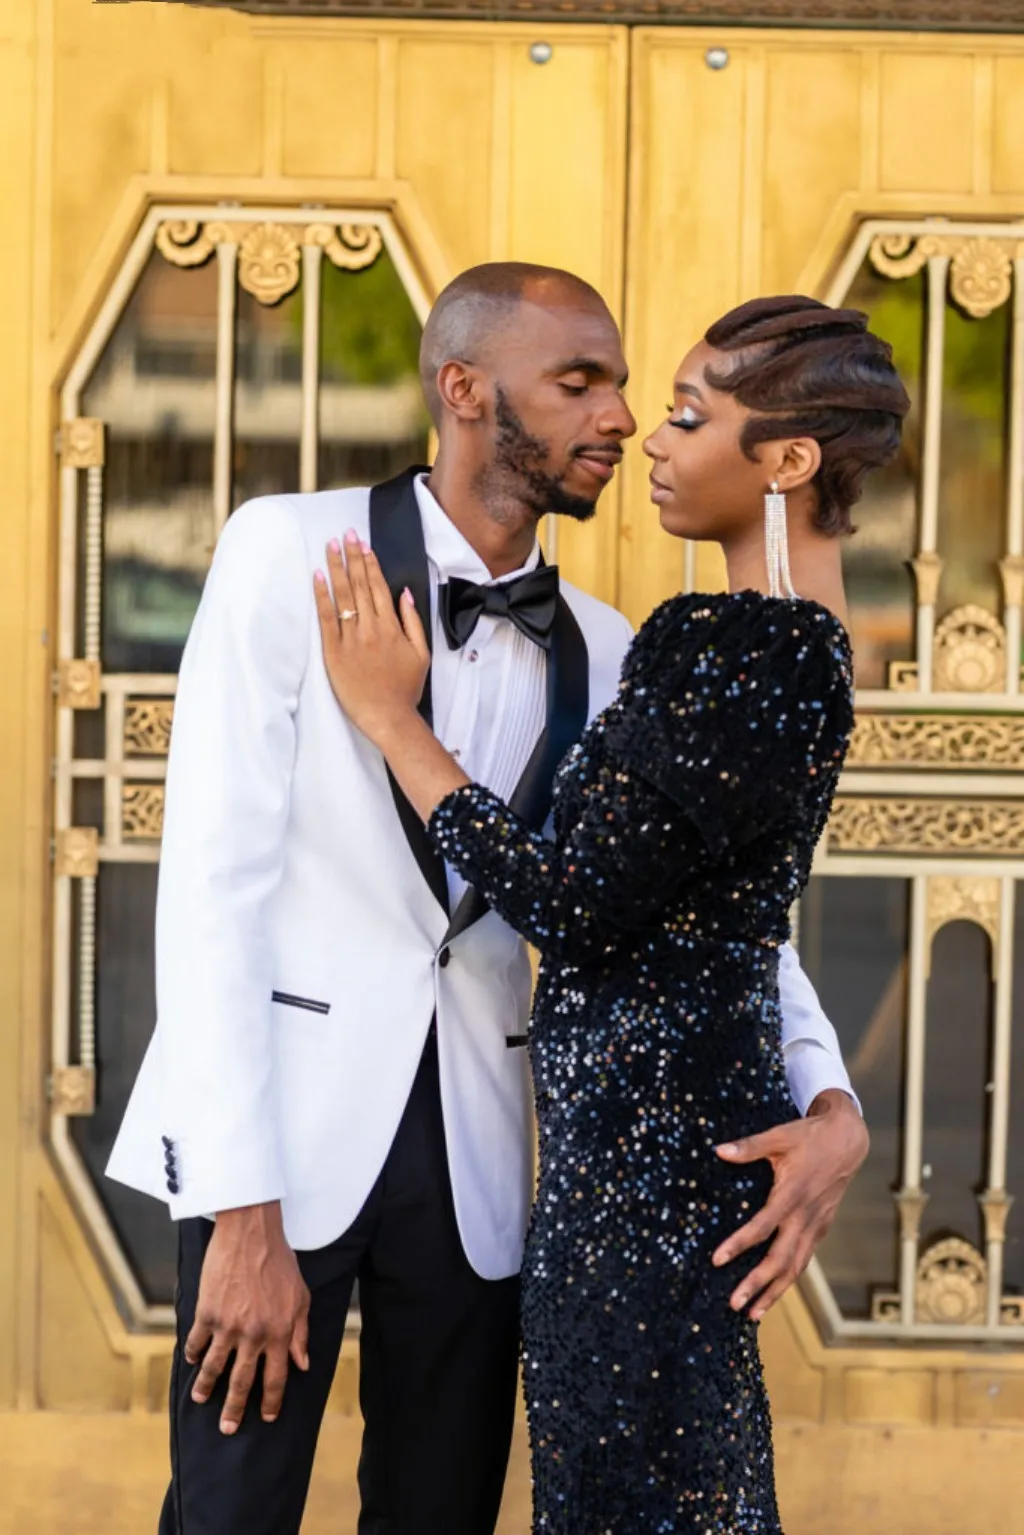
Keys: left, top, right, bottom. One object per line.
{"left": 598, "top": 396, "right": 637, "bottom": 439}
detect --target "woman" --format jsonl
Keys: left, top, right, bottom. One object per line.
{"left": 314, "top": 296, "right": 909, "bottom": 1532}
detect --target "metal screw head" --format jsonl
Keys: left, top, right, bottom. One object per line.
{"left": 705, "top": 47, "right": 730, "bottom": 71}
{"left": 529, "top": 41, "right": 553, "bottom": 65}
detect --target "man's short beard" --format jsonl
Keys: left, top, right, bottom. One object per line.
{"left": 482, "top": 387, "right": 597, "bottom": 524}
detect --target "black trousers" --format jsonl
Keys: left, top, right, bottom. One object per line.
{"left": 159, "top": 1031, "right": 521, "bottom": 1535}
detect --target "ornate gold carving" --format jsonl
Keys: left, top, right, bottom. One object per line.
{"left": 847, "top": 713, "right": 1024, "bottom": 769}
{"left": 871, "top": 1237, "right": 1024, "bottom": 1326}
{"left": 887, "top": 660, "right": 920, "bottom": 692}
{"left": 156, "top": 217, "right": 384, "bottom": 305}
{"left": 124, "top": 699, "right": 174, "bottom": 756}
{"left": 306, "top": 221, "right": 384, "bottom": 272}
{"left": 932, "top": 605, "right": 1006, "bottom": 693}
{"left": 49, "top": 1065, "right": 96, "bottom": 1117}
{"left": 1000, "top": 554, "right": 1024, "bottom": 609}
{"left": 60, "top": 418, "right": 105, "bottom": 469}
{"left": 980, "top": 1190, "right": 1014, "bottom": 1246}
{"left": 122, "top": 784, "right": 165, "bottom": 841}
{"left": 926, "top": 875, "right": 1001, "bottom": 971}
{"left": 57, "top": 659, "right": 101, "bottom": 711}
{"left": 870, "top": 233, "right": 1021, "bottom": 318}
{"left": 828, "top": 798, "right": 1024, "bottom": 855}
{"left": 237, "top": 222, "right": 301, "bottom": 305}
{"left": 154, "top": 217, "right": 234, "bottom": 268}
{"left": 911, "top": 551, "right": 943, "bottom": 608}
{"left": 55, "top": 828, "right": 99, "bottom": 878}
{"left": 950, "top": 238, "right": 1014, "bottom": 319}
{"left": 896, "top": 1188, "right": 929, "bottom": 1244}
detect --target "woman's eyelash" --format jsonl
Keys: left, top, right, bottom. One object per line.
{"left": 668, "top": 410, "right": 704, "bottom": 432}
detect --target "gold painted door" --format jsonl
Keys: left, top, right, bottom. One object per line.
{"left": 624, "top": 27, "right": 1024, "bottom": 1534}
{"left": 3, "top": 4, "right": 1024, "bottom": 1532}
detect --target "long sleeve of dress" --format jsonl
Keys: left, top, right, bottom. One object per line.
{"left": 427, "top": 598, "right": 852, "bottom": 967}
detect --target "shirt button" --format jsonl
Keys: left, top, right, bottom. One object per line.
{"left": 468, "top": 649, "right": 479, "bottom": 663}
{"left": 438, "top": 949, "right": 451, "bottom": 969}
{"left": 451, "top": 748, "right": 461, "bottom": 761}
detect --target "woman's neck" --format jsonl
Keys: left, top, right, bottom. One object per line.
{"left": 721, "top": 519, "right": 849, "bottom": 628}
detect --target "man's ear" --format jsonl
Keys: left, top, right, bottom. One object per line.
{"left": 436, "top": 360, "right": 487, "bottom": 422}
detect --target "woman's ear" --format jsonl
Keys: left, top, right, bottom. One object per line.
{"left": 775, "top": 437, "right": 822, "bottom": 493}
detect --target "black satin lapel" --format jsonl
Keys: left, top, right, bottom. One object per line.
{"left": 443, "top": 593, "right": 589, "bottom": 946}
{"left": 369, "top": 469, "right": 450, "bottom": 918}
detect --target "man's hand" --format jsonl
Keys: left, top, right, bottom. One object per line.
{"left": 185, "top": 1202, "right": 311, "bottom": 1435}
{"left": 711, "top": 1090, "right": 869, "bottom": 1321}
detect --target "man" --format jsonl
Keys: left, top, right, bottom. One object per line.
{"left": 108, "top": 262, "right": 867, "bottom": 1535}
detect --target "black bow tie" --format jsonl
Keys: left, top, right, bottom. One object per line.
{"left": 438, "top": 566, "right": 560, "bottom": 652}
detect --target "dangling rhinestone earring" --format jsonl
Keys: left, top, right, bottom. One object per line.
{"left": 764, "top": 481, "right": 797, "bottom": 600}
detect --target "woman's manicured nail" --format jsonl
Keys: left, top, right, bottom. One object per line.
{"left": 361, "top": 541, "right": 372, "bottom": 555}
{"left": 402, "top": 587, "right": 414, "bottom": 603}
{"left": 329, "top": 537, "right": 341, "bottom": 554}
{"left": 345, "top": 528, "right": 359, "bottom": 545}
{"left": 314, "top": 569, "right": 326, "bottom": 586}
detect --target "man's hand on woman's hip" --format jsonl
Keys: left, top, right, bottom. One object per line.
{"left": 711, "top": 1090, "right": 869, "bottom": 1321}
{"left": 185, "top": 1201, "right": 311, "bottom": 1435}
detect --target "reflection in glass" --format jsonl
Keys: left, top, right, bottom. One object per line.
{"left": 232, "top": 285, "right": 303, "bottom": 507}
{"left": 83, "top": 253, "right": 218, "bottom": 675}
{"left": 920, "top": 921, "right": 992, "bottom": 1259}
{"left": 318, "top": 254, "right": 430, "bottom": 489}
{"left": 1002, "top": 888, "right": 1024, "bottom": 1296}
{"left": 937, "top": 299, "right": 1009, "bottom": 621}
{"left": 841, "top": 265, "right": 923, "bottom": 689}
{"left": 799, "top": 876, "right": 908, "bottom": 1317}
{"left": 70, "top": 863, "right": 176, "bottom": 1305}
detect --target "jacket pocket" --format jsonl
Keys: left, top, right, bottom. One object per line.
{"left": 271, "top": 990, "right": 331, "bottom": 1016}
{"left": 505, "top": 1033, "right": 529, "bottom": 1049}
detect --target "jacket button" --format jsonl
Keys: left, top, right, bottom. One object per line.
{"left": 438, "top": 948, "right": 450, "bottom": 969}
{"left": 161, "top": 1135, "right": 173, "bottom": 1150}
{"left": 166, "top": 1178, "right": 179, "bottom": 1195}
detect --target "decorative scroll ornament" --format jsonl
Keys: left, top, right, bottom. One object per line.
{"left": 156, "top": 217, "right": 384, "bottom": 305}
{"left": 847, "top": 713, "right": 1024, "bottom": 769}
{"left": 49, "top": 1065, "right": 96, "bottom": 1117}
{"left": 124, "top": 699, "right": 174, "bottom": 757}
{"left": 925, "top": 875, "right": 1001, "bottom": 973}
{"left": 932, "top": 605, "right": 1006, "bottom": 693}
{"left": 828, "top": 797, "right": 1024, "bottom": 855}
{"left": 1001, "top": 553, "right": 1024, "bottom": 609}
{"left": 122, "top": 784, "right": 165, "bottom": 841}
{"left": 911, "top": 551, "right": 943, "bottom": 609}
{"left": 57, "top": 659, "right": 101, "bottom": 711}
{"left": 869, "top": 232, "right": 1018, "bottom": 319}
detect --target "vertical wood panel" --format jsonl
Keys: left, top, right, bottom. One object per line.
{"left": 992, "top": 58, "right": 1024, "bottom": 193}
{"left": 281, "top": 39, "right": 379, "bottom": 178}
{"left": 879, "top": 53, "right": 975, "bottom": 193}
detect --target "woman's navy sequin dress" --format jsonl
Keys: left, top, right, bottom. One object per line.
{"left": 428, "top": 592, "right": 854, "bottom": 1534}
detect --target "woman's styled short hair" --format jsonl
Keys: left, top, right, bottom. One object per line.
{"left": 704, "top": 295, "right": 911, "bottom": 536}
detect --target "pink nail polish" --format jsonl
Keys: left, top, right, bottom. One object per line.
{"left": 329, "top": 537, "right": 341, "bottom": 554}
{"left": 361, "top": 540, "right": 372, "bottom": 555}
{"left": 314, "top": 569, "right": 326, "bottom": 585}
{"left": 345, "top": 528, "right": 359, "bottom": 544}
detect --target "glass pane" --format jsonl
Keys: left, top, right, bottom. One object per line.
{"left": 841, "top": 265, "right": 923, "bottom": 690}
{"left": 799, "top": 876, "right": 909, "bottom": 1317}
{"left": 1003, "top": 886, "right": 1024, "bottom": 1296}
{"left": 936, "top": 298, "right": 1009, "bottom": 621}
{"left": 318, "top": 253, "right": 429, "bottom": 490}
{"left": 232, "top": 285, "right": 302, "bottom": 506}
{"left": 920, "top": 921, "right": 992, "bottom": 1257}
{"left": 70, "top": 863, "right": 176, "bottom": 1305}
{"left": 82, "top": 252, "right": 217, "bottom": 675}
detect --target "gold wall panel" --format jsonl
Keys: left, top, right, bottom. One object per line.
{"left": 843, "top": 1367, "right": 937, "bottom": 1424}
{"left": 37, "top": 1198, "right": 132, "bottom": 1412}
{"left": 878, "top": 53, "right": 976, "bottom": 193}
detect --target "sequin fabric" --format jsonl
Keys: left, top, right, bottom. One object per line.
{"left": 428, "top": 592, "right": 854, "bottom": 1534}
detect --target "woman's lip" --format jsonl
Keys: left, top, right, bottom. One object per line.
{"left": 649, "top": 478, "right": 672, "bottom": 503}
{"left": 576, "top": 454, "right": 619, "bottom": 483}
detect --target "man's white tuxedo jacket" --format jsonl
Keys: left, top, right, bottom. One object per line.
{"left": 107, "top": 483, "right": 851, "bottom": 1280}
